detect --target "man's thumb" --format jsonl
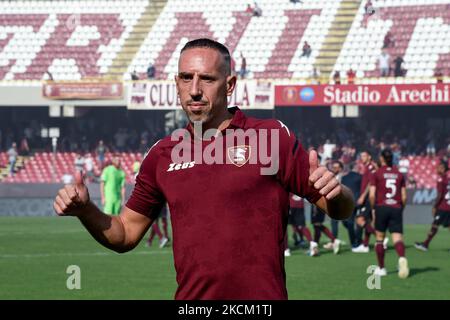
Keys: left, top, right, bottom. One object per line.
{"left": 309, "top": 150, "right": 319, "bottom": 174}
{"left": 74, "top": 170, "right": 86, "bottom": 189}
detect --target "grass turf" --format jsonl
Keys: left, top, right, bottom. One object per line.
{"left": 0, "top": 217, "right": 449, "bottom": 300}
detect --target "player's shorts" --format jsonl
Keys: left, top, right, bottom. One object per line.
{"left": 311, "top": 208, "right": 326, "bottom": 224}
{"left": 289, "top": 208, "right": 305, "bottom": 227}
{"left": 355, "top": 201, "right": 372, "bottom": 220}
{"left": 374, "top": 206, "right": 403, "bottom": 233}
{"left": 104, "top": 199, "right": 122, "bottom": 215}
{"left": 434, "top": 210, "right": 450, "bottom": 227}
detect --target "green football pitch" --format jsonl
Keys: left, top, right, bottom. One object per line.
{"left": 0, "top": 217, "right": 449, "bottom": 300}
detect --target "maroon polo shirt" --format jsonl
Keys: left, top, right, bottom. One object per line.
{"left": 370, "top": 165, "right": 405, "bottom": 209}
{"left": 126, "top": 107, "right": 322, "bottom": 300}
{"left": 436, "top": 174, "right": 450, "bottom": 212}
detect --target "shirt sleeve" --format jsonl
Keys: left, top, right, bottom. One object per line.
{"left": 125, "top": 146, "right": 165, "bottom": 219}
{"left": 276, "top": 124, "right": 322, "bottom": 204}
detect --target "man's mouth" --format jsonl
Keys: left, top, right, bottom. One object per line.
{"left": 188, "top": 104, "right": 206, "bottom": 112}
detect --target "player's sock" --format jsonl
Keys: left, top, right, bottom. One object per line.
{"left": 162, "top": 217, "right": 170, "bottom": 239}
{"left": 320, "top": 226, "right": 335, "bottom": 241}
{"left": 355, "top": 224, "right": 363, "bottom": 245}
{"left": 299, "top": 226, "right": 313, "bottom": 242}
{"left": 365, "top": 223, "right": 375, "bottom": 234}
{"left": 147, "top": 229, "right": 155, "bottom": 243}
{"left": 394, "top": 241, "right": 406, "bottom": 257}
{"left": 375, "top": 241, "right": 385, "bottom": 268}
{"left": 313, "top": 226, "right": 322, "bottom": 243}
{"left": 423, "top": 225, "right": 438, "bottom": 247}
{"left": 152, "top": 222, "right": 163, "bottom": 239}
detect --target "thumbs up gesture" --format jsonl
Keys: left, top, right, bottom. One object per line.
{"left": 308, "top": 150, "right": 341, "bottom": 200}
{"left": 54, "top": 170, "right": 90, "bottom": 216}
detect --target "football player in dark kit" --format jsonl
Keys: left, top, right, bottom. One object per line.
{"left": 53, "top": 38, "right": 354, "bottom": 300}
{"left": 415, "top": 160, "right": 450, "bottom": 251}
{"left": 353, "top": 150, "right": 378, "bottom": 253}
{"left": 369, "top": 149, "right": 408, "bottom": 279}
{"left": 288, "top": 193, "right": 316, "bottom": 256}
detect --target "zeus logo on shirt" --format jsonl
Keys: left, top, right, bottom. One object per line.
{"left": 167, "top": 161, "right": 195, "bottom": 172}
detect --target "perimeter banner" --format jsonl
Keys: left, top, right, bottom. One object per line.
{"left": 127, "top": 80, "right": 274, "bottom": 110}
{"left": 275, "top": 83, "right": 450, "bottom": 106}
{"left": 42, "top": 82, "right": 123, "bottom": 100}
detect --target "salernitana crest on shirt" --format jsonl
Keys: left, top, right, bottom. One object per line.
{"left": 227, "top": 145, "right": 251, "bottom": 167}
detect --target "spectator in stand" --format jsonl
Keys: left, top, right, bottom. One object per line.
{"left": 96, "top": 140, "right": 107, "bottom": 169}
{"left": 7, "top": 142, "right": 18, "bottom": 177}
{"left": 347, "top": 68, "right": 356, "bottom": 84}
{"left": 365, "top": 0, "right": 375, "bottom": 16}
{"left": 333, "top": 71, "right": 341, "bottom": 84}
{"left": 130, "top": 70, "right": 139, "bottom": 81}
{"left": 19, "top": 136, "right": 30, "bottom": 156}
{"left": 399, "top": 157, "right": 410, "bottom": 180}
{"left": 434, "top": 69, "right": 444, "bottom": 83}
{"left": 147, "top": 62, "right": 155, "bottom": 79}
{"left": 323, "top": 139, "right": 336, "bottom": 164}
{"left": 383, "top": 31, "right": 395, "bottom": 49}
{"left": 84, "top": 154, "right": 95, "bottom": 183}
{"left": 114, "top": 128, "right": 128, "bottom": 152}
{"left": 379, "top": 49, "right": 391, "bottom": 77}
{"left": 253, "top": 2, "right": 262, "bottom": 17}
{"left": 311, "top": 67, "right": 321, "bottom": 84}
{"left": 301, "top": 41, "right": 312, "bottom": 58}
{"left": 239, "top": 52, "right": 247, "bottom": 79}
{"left": 393, "top": 55, "right": 405, "bottom": 77}
{"left": 426, "top": 137, "right": 436, "bottom": 157}
{"left": 245, "top": 4, "right": 253, "bottom": 15}
{"left": 74, "top": 153, "right": 85, "bottom": 174}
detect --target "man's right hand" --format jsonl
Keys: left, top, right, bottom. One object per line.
{"left": 54, "top": 170, "right": 90, "bottom": 216}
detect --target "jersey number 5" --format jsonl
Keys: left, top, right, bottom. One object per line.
{"left": 386, "top": 179, "right": 396, "bottom": 198}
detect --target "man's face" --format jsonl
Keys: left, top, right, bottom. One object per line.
{"left": 175, "top": 47, "right": 236, "bottom": 125}
{"left": 331, "top": 163, "right": 342, "bottom": 175}
{"left": 360, "top": 152, "right": 370, "bottom": 164}
{"left": 437, "top": 164, "right": 445, "bottom": 175}
{"left": 112, "top": 157, "right": 120, "bottom": 168}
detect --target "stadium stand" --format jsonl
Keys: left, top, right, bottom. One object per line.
{"left": 334, "top": 0, "right": 450, "bottom": 81}
{"left": 1, "top": 0, "right": 449, "bottom": 81}
{"left": 0, "top": 150, "right": 444, "bottom": 189}
{"left": 0, "top": 151, "right": 140, "bottom": 184}
{"left": 0, "top": 0, "right": 148, "bottom": 80}
{"left": 126, "top": 0, "right": 341, "bottom": 80}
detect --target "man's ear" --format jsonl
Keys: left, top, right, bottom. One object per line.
{"left": 226, "top": 75, "right": 237, "bottom": 97}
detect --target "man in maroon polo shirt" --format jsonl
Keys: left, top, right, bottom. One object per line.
{"left": 369, "top": 149, "right": 408, "bottom": 279}
{"left": 53, "top": 38, "right": 354, "bottom": 300}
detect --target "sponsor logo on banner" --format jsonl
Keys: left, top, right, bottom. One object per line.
{"left": 128, "top": 80, "right": 274, "bottom": 110}
{"left": 275, "top": 84, "right": 450, "bottom": 106}
{"left": 299, "top": 87, "right": 315, "bottom": 102}
{"left": 43, "top": 81, "right": 123, "bottom": 100}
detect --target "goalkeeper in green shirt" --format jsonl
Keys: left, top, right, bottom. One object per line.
{"left": 100, "top": 156, "right": 126, "bottom": 215}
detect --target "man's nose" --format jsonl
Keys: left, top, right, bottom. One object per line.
{"left": 189, "top": 74, "right": 202, "bottom": 98}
